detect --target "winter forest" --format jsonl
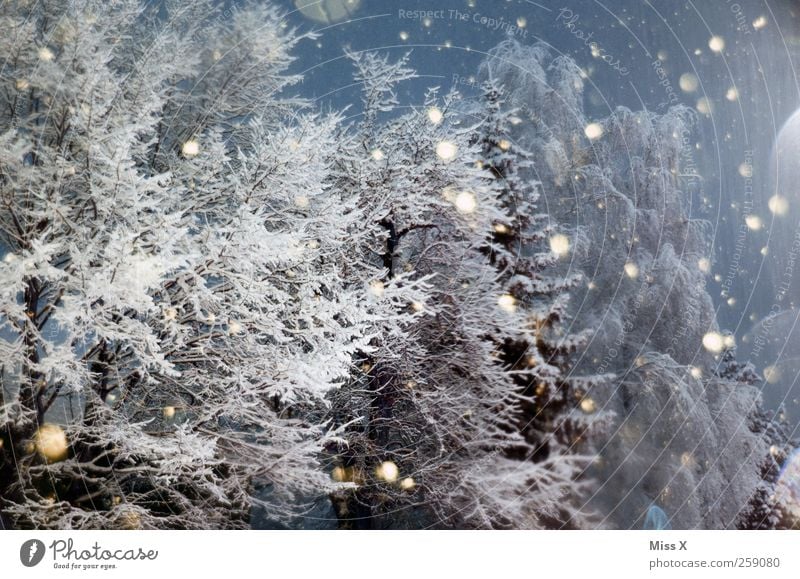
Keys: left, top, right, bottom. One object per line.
{"left": 1, "top": 0, "right": 799, "bottom": 531}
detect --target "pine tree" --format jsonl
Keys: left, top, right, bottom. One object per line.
{"left": 471, "top": 79, "right": 612, "bottom": 527}
{"left": 476, "top": 38, "right": 784, "bottom": 529}
{"left": 736, "top": 398, "right": 793, "bottom": 529}
{"left": 324, "top": 51, "right": 597, "bottom": 529}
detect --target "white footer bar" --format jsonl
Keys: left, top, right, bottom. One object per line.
{"left": 1, "top": 530, "right": 798, "bottom": 578}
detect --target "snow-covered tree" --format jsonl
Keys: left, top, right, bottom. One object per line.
{"left": 0, "top": 0, "right": 377, "bottom": 529}
{"left": 323, "top": 50, "right": 601, "bottom": 529}
{"left": 476, "top": 39, "right": 786, "bottom": 529}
